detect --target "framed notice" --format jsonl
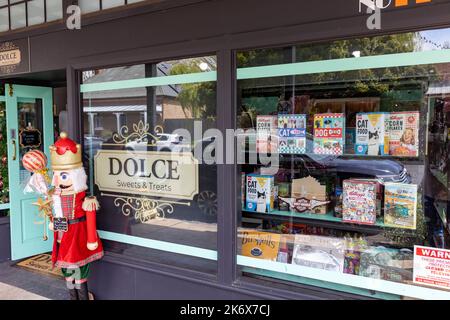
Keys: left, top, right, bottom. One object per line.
{"left": 413, "top": 245, "right": 450, "bottom": 290}
{"left": 19, "top": 129, "right": 42, "bottom": 148}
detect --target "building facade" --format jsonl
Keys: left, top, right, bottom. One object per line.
{"left": 0, "top": 0, "right": 450, "bottom": 300}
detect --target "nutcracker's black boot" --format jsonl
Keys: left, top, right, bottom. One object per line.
{"left": 68, "top": 288, "right": 78, "bottom": 300}
{"left": 77, "top": 282, "right": 89, "bottom": 300}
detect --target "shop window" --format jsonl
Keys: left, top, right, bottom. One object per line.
{"left": 236, "top": 27, "right": 450, "bottom": 299}
{"left": 0, "top": 96, "right": 9, "bottom": 217}
{"left": 82, "top": 55, "right": 218, "bottom": 275}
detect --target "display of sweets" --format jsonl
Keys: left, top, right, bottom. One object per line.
{"left": 256, "top": 115, "right": 278, "bottom": 154}
{"left": 278, "top": 114, "right": 307, "bottom": 154}
{"left": 342, "top": 179, "right": 381, "bottom": 225}
{"left": 245, "top": 174, "right": 275, "bottom": 213}
{"left": 359, "top": 246, "right": 414, "bottom": 283}
{"left": 387, "top": 111, "right": 420, "bottom": 157}
{"left": 313, "top": 113, "right": 345, "bottom": 155}
{"left": 240, "top": 230, "right": 281, "bottom": 261}
{"left": 355, "top": 112, "right": 390, "bottom": 156}
{"left": 384, "top": 183, "right": 418, "bottom": 230}
{"left": 291, "top": 234, "right": 346, "bottom": 273}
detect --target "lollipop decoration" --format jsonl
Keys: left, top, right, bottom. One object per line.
{"left": 22, "top": 149, "right": 52, "bottom": 241}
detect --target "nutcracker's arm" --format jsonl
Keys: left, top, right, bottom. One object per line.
{"left": 82, "top": 196, "right": 100, "bottom": 251}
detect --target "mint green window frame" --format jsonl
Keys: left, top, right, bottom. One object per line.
{"left": 235, "top": 48, "right": 450, "bottom": 300}
{"left": 80, "top": 69, "right": 218, "bottom": 262}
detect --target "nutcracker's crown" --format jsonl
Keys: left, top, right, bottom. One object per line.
{"left": 49, "top": 132, "right": 83, "bottom": 170}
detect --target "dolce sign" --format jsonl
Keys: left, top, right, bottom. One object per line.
{"left": 0, "top": 39, "right": 30, "bottom": 76}
{"left": 0, "top": 49, "right": 21, "bottom": 67}
{"left": 94, "top": 150, "right": 199, "bottom": 200}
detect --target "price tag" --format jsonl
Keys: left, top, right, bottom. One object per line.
{"left": 53, "top": 217, "right": 68, "bottom": 232}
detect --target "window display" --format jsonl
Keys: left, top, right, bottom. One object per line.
{"left": 236, "top": 28, "right": 450, "bottom": 299}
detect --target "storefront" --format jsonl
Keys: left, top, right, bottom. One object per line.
{"left": 0, "top": 0, "right": 450, "bottom": 300}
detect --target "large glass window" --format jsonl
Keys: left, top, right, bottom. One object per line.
{"left": 236, "top": 28, "right": 450, "bottom": 299}
{"left": 82, "top": 55, "right": 218, "bottom": 274}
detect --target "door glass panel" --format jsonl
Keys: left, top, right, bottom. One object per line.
{"left": 0, "top": 101, "right": 8, "bottom": 207}
{"left": 17, "top": 98, "right": 44, "bottom": 185}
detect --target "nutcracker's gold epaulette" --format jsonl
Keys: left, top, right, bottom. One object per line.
{"left": 82, "top": 196, "right": 100, "bottom": 212}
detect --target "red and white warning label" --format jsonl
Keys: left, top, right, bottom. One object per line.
{"left": 414, "top": 245, "right": 450, "bottom": 290}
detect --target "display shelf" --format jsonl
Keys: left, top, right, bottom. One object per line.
{"left": 242, "top": 209, "right": 386, "bottom": 235}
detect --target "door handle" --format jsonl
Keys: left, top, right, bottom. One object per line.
{"left": 11, "top": 139, "right": 16, "bottom": 161}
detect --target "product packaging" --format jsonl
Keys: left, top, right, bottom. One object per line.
{"left": 278, "top": 114, "right": 307, "bottom": 154}
{"left": 388, "top": 111, "right": 420, "bottom": 157}
{"left": 384, "top": 183, "right": 418, "bottom": 229}
{"left": 313, "top": 113, "right": 345, "bottom": 155}
{"left": 355, "top": 112, "right": 390, "bottom": 156}
{"left": 245, "top": 174, "right": 275, "bottom": 213}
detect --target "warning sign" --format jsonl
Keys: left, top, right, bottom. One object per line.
{"left": 413, "top": 246, "right": 450, "bottom": 290}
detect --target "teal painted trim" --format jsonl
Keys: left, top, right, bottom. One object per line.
{"left": 98, "top": 230, "right": 218, "bottom": 261}
{"left": 80, "top": 71, "right": 217, "bottom": 93}
{"left": 0, "top": 96, "right": 5, "bottom": 102}
{"left": 242, "top": 267, "right": 400, "bottom": 300}
{"left": 0, "top": 203, "right": 10, "bottom": 210}
{"left": 237, "top": 255, "right": 450, "bottom": 300}
{"left": 237, "top": 49, "right": 450, "bottom": 80}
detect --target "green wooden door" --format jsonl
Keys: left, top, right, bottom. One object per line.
{"left": 6, "top": 84, "right": 54, "bottom": 261}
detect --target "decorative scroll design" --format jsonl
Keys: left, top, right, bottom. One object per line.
{"left": 102, "top": 193, "right": 190, "bottom": 223}
{"left": 0, "top": 42, "right": 19, "bottom": 74}
{"left": 112, "top": 120, "right": 164, "bottom": 146}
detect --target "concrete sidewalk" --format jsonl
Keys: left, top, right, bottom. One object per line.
{"left": 0, "top": 282, "right": 49, "bottom": 300}
{"left": 0, "top": 261, "right": 67, "bottom": 300}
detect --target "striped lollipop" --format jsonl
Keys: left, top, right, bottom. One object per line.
{"left": 22, "top": 150, "right": 48, "bottom": 173}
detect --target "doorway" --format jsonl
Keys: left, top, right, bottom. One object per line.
{"left": 0, "top": 70, "right": 67, "bottom": 261}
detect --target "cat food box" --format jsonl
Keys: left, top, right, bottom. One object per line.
{"left": 256, "top": 115, "right": 278, "bottom": 154}
{"left": 278, "top": 114, "right": 307, "bottom": 154}
{"left": 245, "top": 174, "right": 275, "bottom": 213}
{"left": 313, "top": 113, "right": 345, "bottom": 155}
{"left": 387, "top": 111, "right": 420, "bottom": 157}
{"left": 355, "top": 112, "right": 390, "bottom": 156}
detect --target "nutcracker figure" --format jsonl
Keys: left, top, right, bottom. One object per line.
{"left": 49, "top": 132, "right": 104, "bottom": 300}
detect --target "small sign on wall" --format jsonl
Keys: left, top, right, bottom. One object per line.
{"left": 19, "top": 129, "right": 42, "bottom": 148}
{"left": 0, "top": 39, "right": 30, "bottom": 76}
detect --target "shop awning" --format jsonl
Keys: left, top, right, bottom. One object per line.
{"left": 426, "top": 82, "right": 450, "bottom": 95}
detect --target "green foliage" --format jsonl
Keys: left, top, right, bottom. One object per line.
{"left": 169, "top": 61, "right": 216, "bottom": 119}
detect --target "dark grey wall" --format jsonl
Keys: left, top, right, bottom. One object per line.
{"left": 0, "top": 218, "right": 11, "bottom": 263}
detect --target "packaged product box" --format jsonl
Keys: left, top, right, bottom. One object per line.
{"left": 278, "top": 114, "right": 307, "bottom": 154}
{"left": 343, "top": 236, "right": 368, "bottom": 275}
{"left": 288, "top": 176, "right": 330, "bottom": 214}
{"left": 313, "top": 113, "right": 345, "bottom": 155}
{"left": 384, "top": 183, "right": 418, "bottom": 230}
{"left": 355, "top": 112, "right": 390, "bottom": 156}
{"left": 245, "top": 174, "right": 275, "bottom": 213}
{"left": 342, "top": 179, "right": 382, "bottom": 225}
{"left": 359, "top": 246, "right": 414, "bottom": 283}
{"left": 256, "top": 115, "right": 278, "bottom": 154}
{"left": 291, "top": 234, "right": 346, "bottom": 273}
{"left": 387, "top": 111, "right": 420, "bottom": 157}
{"left": 240, "top": 230, "right": 281, "bottom": 261}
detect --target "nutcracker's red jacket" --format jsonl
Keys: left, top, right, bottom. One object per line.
{"left": 52, "top": 191, "right": 104, "bottom": 269}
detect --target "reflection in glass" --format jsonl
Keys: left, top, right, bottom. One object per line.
{"left": 82, "top": 57, "right": 218, "bottom": 274}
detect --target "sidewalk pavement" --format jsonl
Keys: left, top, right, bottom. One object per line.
{"left": 0, "top": 261, "right": 67, "bottom": 300}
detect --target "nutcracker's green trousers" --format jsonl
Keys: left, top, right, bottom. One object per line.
{"left": 61, "top": 264, "right": 90, "bottom": 284}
